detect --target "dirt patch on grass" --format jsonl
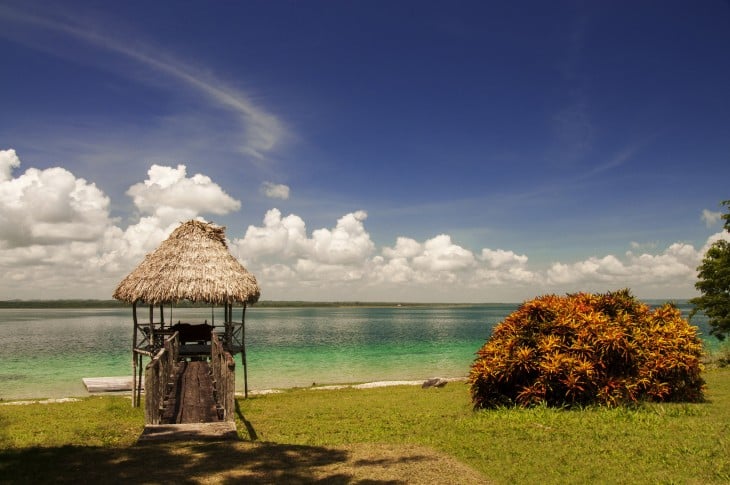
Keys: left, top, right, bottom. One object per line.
{"left": 2, "top": 441, "right": 488, "bottom": 484}
{"left": 316, "top": 443, "right": 488, "bottom": 484}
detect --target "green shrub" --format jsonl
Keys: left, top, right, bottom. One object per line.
{"left": 469, "top": 290, "right": 705, "bottom": 409}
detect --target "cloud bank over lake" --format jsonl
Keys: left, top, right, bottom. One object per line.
{"left": 1, "top": 149, "right": 727, "bottom": 302}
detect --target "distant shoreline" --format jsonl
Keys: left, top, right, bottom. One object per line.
{"left": 0, "top": 299, "right": 498, "bottom": 309}
{"left": 0, "top": 298, "right": 691, "bottom": 309}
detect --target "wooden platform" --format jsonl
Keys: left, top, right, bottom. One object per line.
{"left": 161, "top": 360, "right": 221, "bottom": 424}
{"left": 137, "top": 422, "right": 238, "bottom": 443}
{"left": 83, "top": 376, "right": 140, "bottom": 393}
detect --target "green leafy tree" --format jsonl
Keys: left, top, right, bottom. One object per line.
{"left": 691, "top": 200, "right": 730, "bottom": 340}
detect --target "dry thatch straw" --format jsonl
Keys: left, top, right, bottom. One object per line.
{"left": 113, "top": 220, "right": 260, "bottom": 305}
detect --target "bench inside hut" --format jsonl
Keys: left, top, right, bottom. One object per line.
{"left": 172, "top": 322, "right": 214, "bottom": 343}
{"left": 171, "top": 323, "right": 215, "bottom": 357}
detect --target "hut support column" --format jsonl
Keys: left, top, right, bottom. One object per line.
{"left": 132, "top": 301, "right": 138, "bottom": 407}
{"left": 226, "top": 302, "right": 234, "bottom": 346}
{"left": 242, "top": 303, "right": 248, "bottom": 399}
{"left": 136, "top": 354, "right": 143, "bottom": 407}
{"left": 223, "top": 302, "right": 229, "bottom": 343}
{"left": 148, "top": 304, "right": 155, "bottom": 351}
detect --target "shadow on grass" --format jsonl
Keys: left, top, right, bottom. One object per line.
{"left": 1, "top": 399, "right": 489, "bottom": 483}
{"left": 1, "top": 441, "right": 357, "bottom": 484}
{"left": 235, "top": 397, "right": 258, "bottom": 441}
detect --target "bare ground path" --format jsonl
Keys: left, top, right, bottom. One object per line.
{"left": 2, "top": 441, "right": 489, "bottom": 483}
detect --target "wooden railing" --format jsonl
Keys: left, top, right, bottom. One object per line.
{"left": 211, "top": 332, "right": 236, "bottom": 422}
{"left": 144, "top": 331, "right": 179, "bottom": 424}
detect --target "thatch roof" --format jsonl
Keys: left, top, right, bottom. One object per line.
{"left": 113, "top": 220, "right": 260, "bottom": 305}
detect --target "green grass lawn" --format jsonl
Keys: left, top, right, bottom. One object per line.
{"left": 240, "top": 368, "right": 730, "bottom": 484}
{"left": 2, "top": 368, "right": 729, "bottom": 483}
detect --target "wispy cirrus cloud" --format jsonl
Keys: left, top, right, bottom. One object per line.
{"left": 0, "top": 3, "right": 287, "bottom": 160}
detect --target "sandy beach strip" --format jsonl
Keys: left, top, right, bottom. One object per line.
{"left": 246, "top": 377, "right": 467, "bottom": 395}
{"left": 1, "top": 397, "right": 81, "bottom": 406}
{"left": 1, "top": 377, "right": 467, "bottom": 403}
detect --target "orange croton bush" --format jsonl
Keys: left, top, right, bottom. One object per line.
{"left": 469, "top": 290, "right": 705, "bottom": 408}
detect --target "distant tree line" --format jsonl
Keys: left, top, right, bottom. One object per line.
{"left": 0, "top": 299, "right": 128, "bottom": 309}
{"left": 0, "top": 299, "right": 443, "bottom": 309}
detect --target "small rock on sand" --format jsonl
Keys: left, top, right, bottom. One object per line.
{"left": 421, "top": 378, "right": 449, "bottom": 389}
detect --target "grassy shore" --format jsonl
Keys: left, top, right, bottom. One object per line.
{"left": 1, "top": 368, "right": 729, "bottom": 483}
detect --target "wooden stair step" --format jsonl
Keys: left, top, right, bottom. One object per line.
{"left": 137, "top": 422, "right": 238, "bottom": 443}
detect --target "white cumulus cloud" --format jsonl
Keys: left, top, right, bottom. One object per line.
{"left": 236, "top": 208, "right": 310, "bottom": 259}
{"left": 232, "top": 209, "right": 376, "bottom": 290}
{"left": 701, "top": 209, "right": 723, "bottom": 227}
{"left": 0, "top": 148, "right": 21, "bottom": 182}
{"left": 310, "top": 211, "right": 375, "bottom": 265}
{"left": 375, "top": 234, "right": 493, "bottom": 288}
{"left": 382, "top": 237, "right": 422, "bottom": 259}
{"left": 261, "top": 182, "right": 290, "bottom": 200}
{"left": 127, "top": 164, "right": 240, "bottom": 224}
{"left": 547, "top": 255, "right": 627, "bottom": 285}
{"left": 0, "top": 152, "right": 112, "bottom": 248}
{"left": 544, "top": 240, "right": 717, "bottom": 291}
{"left": 2, "top": 149, "right": 727, "bottom": 302}
{"left": 0, "top": 152, "right": 247, "bottom": 299}
{"left": 234, "top": 209, "right": 375, "bottom": 267}
{"left": 472, "top": 248, "right": 537, "bottom": 286}
{"left": 480, "top": 248, "right": 529, "bottom": 268}
{"left": 412, "top": 235, "right": 475, "bottom": 272}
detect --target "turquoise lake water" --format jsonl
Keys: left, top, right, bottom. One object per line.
{"left": 0, "top": 302, "right": 714, "bottom": 400}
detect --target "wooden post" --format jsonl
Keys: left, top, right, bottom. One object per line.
{"left": 225, "top": 302, "right": 232, "bottom": 346}
{"left": 149, "top": 304, "right": 154, "bottom": 348}
{"left": 132, "top": 300, "right": 138, "bottom": 407}
{"left": 137, "top": 353, "right": 143, "bottom": 407}
{"left": 225, "top": 353, "right": 235, "bottom": 421}
{"left": 159, "top": 303, "right": 165, "bottom": 327}
{"left": 222, "top": 302, "right": 227, "bottom": 345}
{"left": 242, "top": 303, "right": 248, "bottom": 399}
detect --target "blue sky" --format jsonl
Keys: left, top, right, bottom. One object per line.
{"left": 1, "top": 1, "right": 729, "bottom": 302}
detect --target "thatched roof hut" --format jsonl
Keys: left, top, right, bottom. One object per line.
{"left": 115, "top": 220, "right": 260, "bottom": 406}
{"left": 113, "top": 220, "right": 260, "bottom": 305}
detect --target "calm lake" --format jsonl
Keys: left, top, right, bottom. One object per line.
{"left": 0, "top": 302, "right": 712, "bottom": 400}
